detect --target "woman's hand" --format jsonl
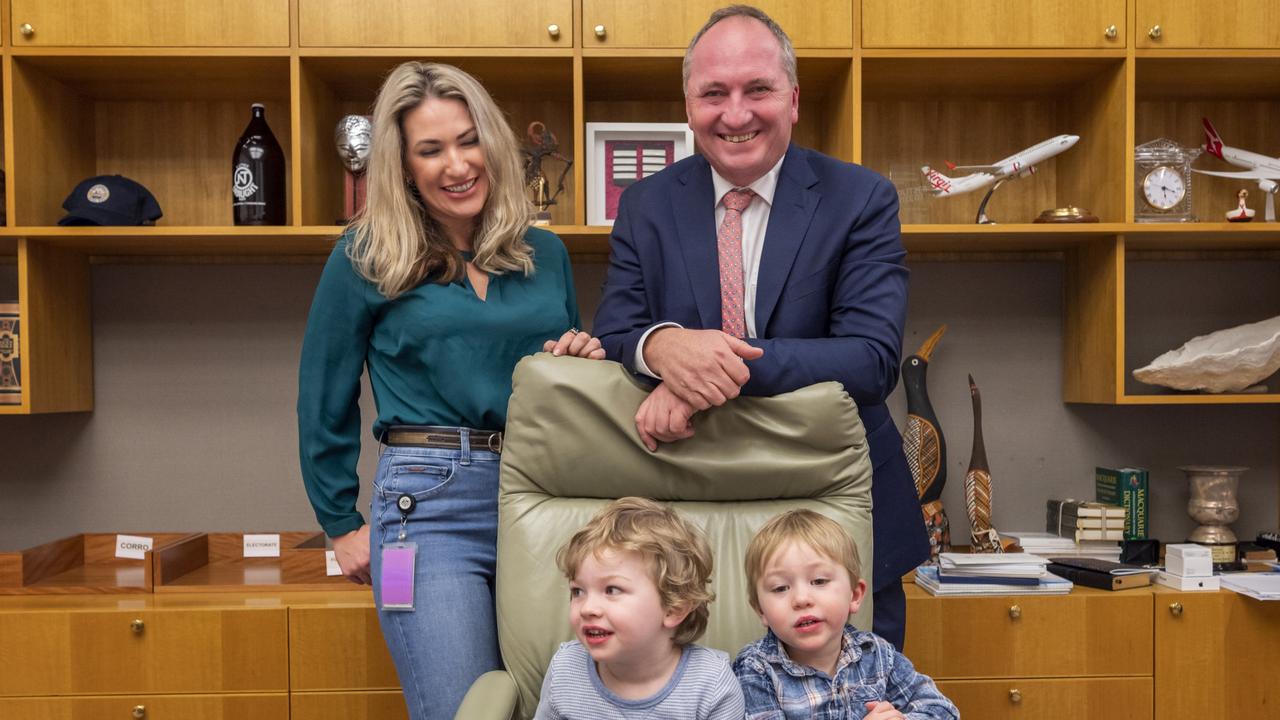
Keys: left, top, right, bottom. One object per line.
{"left": 332, "top": 525, "right": 372, "bottom": 585}
{"left": 542, "top": 328, "right": 606, "bottom": 360}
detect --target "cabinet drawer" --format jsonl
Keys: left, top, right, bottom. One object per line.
{"left": 583, "top": 0, "right": 852, "bottom": 48}
{"left": 1137, "top": 0, "right": 1280, "bottom": 48}
{"left": 938, "top": 677, "right": 1152, "bottom": 720}
{"left": 10, "top": 1, "right": 289, "bottom": 47}
{"left": 292, "top": 691, "right": 409, "bottom": 720}
{"left": 289, "top": 607, "right": 399, "bottom": 690}
{"left": 299, "top": 0, "right": 572, "bottom": 47}
{"left": 0, "top": 608, "right": 288, "bottom": 696}
{"left": 904, "top": 591, "right": 1152, "bottom": 678}
{"left": 0, "top": 694, "right": 288, "bottom": 720}
{"left": 862, "top": 0, "right": 1126, "bottom": 48}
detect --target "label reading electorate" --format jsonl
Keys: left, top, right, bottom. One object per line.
{"left": 243, "top": 533, "right": 281, "bottom": 558}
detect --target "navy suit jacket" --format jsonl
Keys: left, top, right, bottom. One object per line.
{"left": 592, "top": 144, "right": 929, "bottom": 589}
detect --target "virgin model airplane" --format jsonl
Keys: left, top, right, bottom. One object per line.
{"left": 921, "top": 134, "right": 1080, "bottom": 196}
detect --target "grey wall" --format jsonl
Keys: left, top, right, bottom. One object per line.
{"left": 0, "top": 257, "right": 1275, "bottom": 550}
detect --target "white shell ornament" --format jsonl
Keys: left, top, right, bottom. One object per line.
{"left": 1133, "top": 315, "right": 1280, "bottom": 393}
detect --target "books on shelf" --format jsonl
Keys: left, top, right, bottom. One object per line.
{"left": 1095, "top": 467, "right": 1149, "bottom": 540}
{"left": 1220, "top": 573, "right": 1280, "bottom": 601}
{"left": 1046, "top": 499, "right": 1125, "bottom": 540}
{"left": 1003, "top": 530, "right": 1122, "bottom": 561}
{"left": 1046, "top": 557, "right": 1156, "bottom": 591}
{"left": 916, "top": 566, "right": 1073, "bottom": 596}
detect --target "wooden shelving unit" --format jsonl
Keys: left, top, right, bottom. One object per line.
{"left": 0, "top": 0, "right": 1276, "bottom": 421}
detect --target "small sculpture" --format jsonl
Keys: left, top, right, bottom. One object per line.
{"left": 334, "top": 115, "right": 373, "bottom": 223}
{"left": 1133, "top": 315, "right": 1280, "bottom": 393}
{"left": 1226, "top": 188, "right": 1255, "bottom": 222}
{"left": 521, "top": 121, "right": 572, "bottom": 225}
{"left": 901, "top": 325, "right": 950, "bottom": 561}
{"left": 1194, "top": 118, "right": 1279, "bottom": 223}
{"left": 964, "top": 375, "right": 1002, "bottom": 553}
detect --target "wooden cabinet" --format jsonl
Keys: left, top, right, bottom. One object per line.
{"left": 582, "top": 0, "right": 852, "bottom": 48}
{"left": 0, "top": 607, "right": 288, "bottom": 695}
{"left": 9, "top": 0, "right": 289, "bottom": 47}
{"left": 905, "top": 585, "right": 1154, "bottom": 720}
{"left": 0, "top": 694, "right": 288, "bottom": 719}
{"left": 291, "top": 691, "right": 409, "bottom": 720}
{"left": 937, "top": 677, "right": 1151, "bottom": 719}
{"left": 1136, "top": 0, "right": 1280, "bottom": 48}
{"left": 298, "top": 0, "right": 572, "bottom": 47}
{"left": 288, "top": 606, "right": 400, "bottom": 691}
{"left": 862, "top": 0, "right": 1127, "bottom": 48}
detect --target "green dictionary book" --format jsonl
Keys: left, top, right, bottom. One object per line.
{"left": 1095, "top": 467, "right": 1148, "bottom": 540}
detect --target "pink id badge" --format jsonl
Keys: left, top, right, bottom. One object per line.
{"left": 379, "top": 542, "right": 417, "bottom": 611}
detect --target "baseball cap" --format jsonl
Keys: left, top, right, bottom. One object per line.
{"left": 58, "top": 175, "right": 163, "bottom": 226}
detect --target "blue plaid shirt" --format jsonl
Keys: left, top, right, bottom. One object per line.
{"left": 733, "top": 626, "right": 959, "bottom": 720}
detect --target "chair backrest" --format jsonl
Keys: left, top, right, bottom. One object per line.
{"left": 496, "top": 355, "right": 875, "bottom": 718}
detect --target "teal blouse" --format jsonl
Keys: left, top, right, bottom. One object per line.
{"left": 297, "top": 227, "right": 581, "bottom": 537}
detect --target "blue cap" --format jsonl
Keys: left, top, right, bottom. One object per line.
{"left": 59, "top": 175, "right": 163, "bottom": 226}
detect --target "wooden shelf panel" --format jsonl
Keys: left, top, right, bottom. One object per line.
{"left": 1117, "top": 393, "right": 1280, "bottom": 405}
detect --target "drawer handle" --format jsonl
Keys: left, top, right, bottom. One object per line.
{"left": 1009, "top": 689, "right": 1022, "bottom": 704}
{"left": 1169, "top": 601, "right": 1184, "bottom": 617}
{"left": 1148, "top": 25, "right": 1162, "bottom": 40}
{"left": 547, "top": 24, "right": 560, "bottom": 39}
{"left": 1008, "top": 604, "right": 1021, "bottom": 619}
{"left": 19, "top": 23, "right": 34, "bottom": 38}
{"left": 1104, "top": 24, "right": 1118, "bottom": 40}
{"left": 132, "top": 705, "right": 146, "bottom": 719}
{"left": 594, "top": 24, "right": 607, "bottom": 39}
{"left": 130, "top": 618, "right": 145, "bottom": 634}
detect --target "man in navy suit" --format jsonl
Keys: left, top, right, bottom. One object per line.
{"left": 591, "top": 5, "right": 929, "bottom": 650}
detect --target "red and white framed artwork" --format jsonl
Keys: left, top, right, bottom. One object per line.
{"left": 586, "top": 122, "right": 695, "bottom": 226}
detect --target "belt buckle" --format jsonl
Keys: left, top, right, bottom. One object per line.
{"left": 487, "top": 432, "right": 503, "bottom": 453}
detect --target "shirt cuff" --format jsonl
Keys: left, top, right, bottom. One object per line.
{"left": 634, "top": 322, "right": 683, "bottom": 379}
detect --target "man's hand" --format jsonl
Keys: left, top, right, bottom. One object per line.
{"left": 331, "top": 525, "right": 372, "bottom": 585}
{"left": 864, "top": 701, "right": 904, "bottom": 720}
{"left": 635, "top": 382, "right": 699, "bottom": 452}
{"left": 644, "top": 328, "right": 764, "bottom": 410}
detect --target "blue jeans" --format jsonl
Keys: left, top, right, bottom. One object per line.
{"left": 369, "top": 433, "right": 502, "bottom": 720}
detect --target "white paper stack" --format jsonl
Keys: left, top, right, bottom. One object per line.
{"left": 1220, "top": 573, "right": 1280, "bottom": 601}
{"left": 938, "top": 552, "right": 1049, "bottom": 579}
{"left": 1003, "top": 530, "right": 1122, "bottom": 562}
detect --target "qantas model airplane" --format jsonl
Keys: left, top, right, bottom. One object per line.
{"left": 921, "top": 134, "right": 1080, "bottom": 197}
{"left": 1195, "top": 118, "right": 1280, "bottom": 220}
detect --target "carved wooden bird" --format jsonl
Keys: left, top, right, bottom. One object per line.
{"left": 965, "top": 374, "right": 1002, "bottom": 553}
{"left": 901, "top": 324, "right": 950, "bottom": 561}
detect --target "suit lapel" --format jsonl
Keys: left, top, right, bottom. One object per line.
{"left": 673, "top": 158, "right": 722, "bottom": 329}
{"left": 756, "top": 145, "right": 820, "bottom": 335}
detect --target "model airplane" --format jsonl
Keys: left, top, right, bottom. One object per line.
{"left": 921, "top": 134, "right": 1079, "bottom": 197}
{"left": 1195, "top": 118, "right": 1280, "bottom": 221}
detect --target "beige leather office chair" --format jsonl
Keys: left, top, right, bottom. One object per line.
{"left": 455, "top": 355, "right": 875, "bottom": 720}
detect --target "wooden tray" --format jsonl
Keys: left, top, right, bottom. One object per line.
{"left": 0, "top": 532, "right": 197, "bottom": 594}
{"left": 154, "top": 531, "right": 362, "bottom": 593}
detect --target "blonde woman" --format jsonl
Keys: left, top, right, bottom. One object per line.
{"left": 298, "top": 62, "right": 602, "bottom": 720}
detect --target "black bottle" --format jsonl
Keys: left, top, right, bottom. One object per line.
{"left": 231, "top": 103, "right": 286, "bottom": 225}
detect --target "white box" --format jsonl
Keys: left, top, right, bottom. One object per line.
{"left": 1156, "top": 571, "right": 1220, "bottom": 592}
{"left": 1165, "top": 543, "right": 1213, "bottom": 577}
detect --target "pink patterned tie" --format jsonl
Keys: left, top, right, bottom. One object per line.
{"left": 718, "top": 188, "right": 755, "bottom": 338}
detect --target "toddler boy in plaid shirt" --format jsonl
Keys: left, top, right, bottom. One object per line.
{"left": 733, "top": 510, "right": 959, "bottom": 719}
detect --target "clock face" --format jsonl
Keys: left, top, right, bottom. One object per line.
{"left": 1142, "top": 166, "right": 1186, "bottom": 211}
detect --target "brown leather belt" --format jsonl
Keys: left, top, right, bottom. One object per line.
{"left": 385, "top": 426, "right": 503, "bottom": 453}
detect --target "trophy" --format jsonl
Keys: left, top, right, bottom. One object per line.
{"left": 335, "top": 115, "right": 373, "bottom": 224}
{"left": 521, "top": 121, "right": 572, "bottom": 225}
{"left": 1179, "top": 465, "right": 1248, "bottom": 569}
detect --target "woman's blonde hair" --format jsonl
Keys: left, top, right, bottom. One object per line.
{"left": 744, "top": 509, "right": 862, "bottom": 614}
{"left": 557, "top": 497, "right": 716, "bottom": 647}
{"left": 348, "top": 62, "right": 534, "bottom": 298}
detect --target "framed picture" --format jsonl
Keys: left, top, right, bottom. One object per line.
{"left": 586, "top": 122, "right": 695, "bottom": 226}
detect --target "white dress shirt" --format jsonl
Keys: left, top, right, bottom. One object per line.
{"left": 635, "top": 156, "right": 785, "bottom": 378}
